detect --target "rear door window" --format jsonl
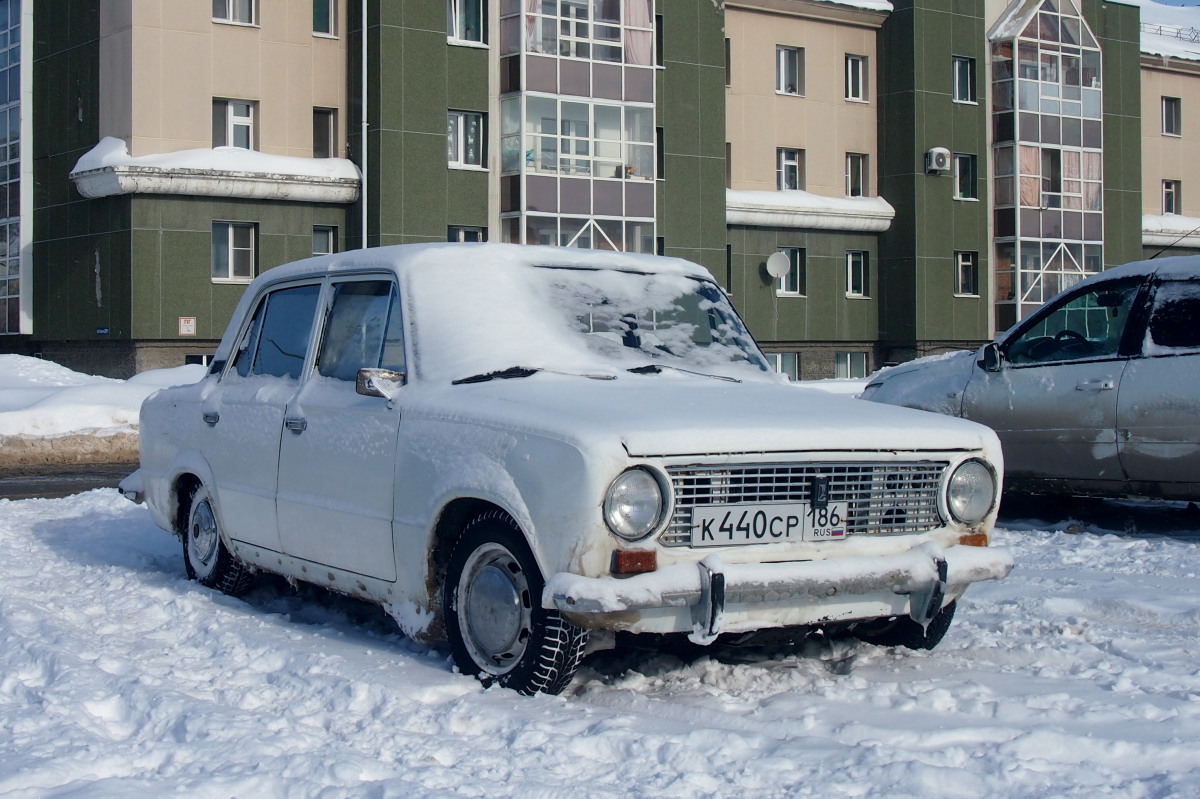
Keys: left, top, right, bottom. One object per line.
{"left": 231, "top": 283, "right": 322, "bottom": 379}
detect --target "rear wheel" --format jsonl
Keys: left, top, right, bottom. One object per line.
{"left": 183, "top": 484, "right": 253, "bottom": 596}
{"left": 444, "top": 511, "right": 587, "bottom": 695}
{"left": 853, "top": 600, "right": 957, "bottom": 651}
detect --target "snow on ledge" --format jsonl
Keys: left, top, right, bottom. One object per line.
{"left": 1143, "top": 213, "right": 1200, "bottom": 247}
{"left": 69, "top": 137, "right": 361, "bottom": 203}
{"left": 727, "top": 189, "right": 896, "bottom": 232}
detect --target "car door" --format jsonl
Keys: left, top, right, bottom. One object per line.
{"left": 275, "top": 277, "right": 406, "bottom": 581}
{"left": 1116, "top": 278, "right": 1200, "bottom": 491}
{"left": 201, "top": 282, "right": 323, "bottom": 552}
{"left": 961, "top": 277, "right": 1143, "bottom": 485}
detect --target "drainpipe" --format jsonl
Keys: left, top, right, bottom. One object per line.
{"left": 360, "top": 0, "right": 369, "bottom": 249}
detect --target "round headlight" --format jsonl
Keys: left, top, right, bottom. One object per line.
{"left": 946, "top": 459, "right": 997, "bottom": 525}
{"left": 604, "top": 468, "right": 666, "bottom": 541}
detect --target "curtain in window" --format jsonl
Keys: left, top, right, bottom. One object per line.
{"left": 624, "top": 0, "right": 653, "bottom": 66}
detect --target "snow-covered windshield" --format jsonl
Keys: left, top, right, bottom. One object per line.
{"left": 407, "top": 260, "right": 771, "bottom": 384}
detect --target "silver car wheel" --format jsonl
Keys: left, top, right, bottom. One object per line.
{"left": 457, "top": 542, "right": 531, "bottom": 675}
{"left": 188, "top": 498, "right": 220, "bottom": 577}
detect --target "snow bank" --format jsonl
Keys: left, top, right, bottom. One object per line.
{"left": 70, "top": 136, "right": 360, "bottom": 181}
{"left": 2, "top": 490, "right": 1200, "bottom": 796}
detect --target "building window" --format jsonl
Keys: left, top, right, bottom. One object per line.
{"left": 448, "top": 0, "right": 484, "bottom": 43}
{"left": 313, "top": 226, "right": 337, "bottom": 256}
{"left": 777, "top": 148, "right": 804, "bottom": 191}
{"left": 1164, "top": 180, "right": 1182, "bottom": 215}
{"left": 845, "top": 153, "right": 867, "bottom": 197}
{"left": 213, "top": 99, "right": 255, "bottom": 149}
{"left": 1163, "top": 96, "right": 1182, "bottom": 137}
{"left": 835, "top": 352, "right": 868, "bottom": 379}
{"left": 724, "top": 37, "right": 731, "bottom": 86}
{"left": 952, "top": 56, "right": 976, "bottom": 103}
{"left": 846, "top": 250, "right": 869, "bottom": 297}
{"left": 657, "top": 127, "right": 665, "bottom": 179}
{"left": 448, "top": 225, "right": 486, "bottom": 242}
{"left": 448, "top": 110, "right": 486, "bottom": 168}
{"left": 955, "top": 251, "right": 979, "bottom": 296}
{"left": 313, "top": 0, "right": 336, "bottom": 35}
{"left": 954, "top": 153, "right": 977, "bottom": 199}
{"left": 845, "top": 55, "right": 867, "bottom": 101}
{"left": 656, "top": 15, "right": 665, "bottom": 67}
{"left": 313, "top": 108, "right": 336, "bottom": 158}
{"left": 776, "top": 247, "right": 806, "bottom": 296}
{"left": 771, "top": 353, "right": 801, "bottom": 381}
{"left": 213, "top": 0, "right": 256, "bottom": 25}
{"left": 776, "top": 46, "right": 803, "bottom": 95}
{"left": 212, "top": 222, "right": 256, "bottom": 282}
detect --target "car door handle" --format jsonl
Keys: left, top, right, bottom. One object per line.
{"left": 284, "top": 417, "right": 308, "bottom": 432}
{"left": 202, "top": 411, "right": 220, "bottom": 425}
{"left": 1075, "top": 379, "right": 1115, "bottom": 391}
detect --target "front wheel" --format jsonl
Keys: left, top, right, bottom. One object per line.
{"left": 853, "top": 600, "right": 957, "bottom": 651}
{"left": 444, "top": 512, "right": 587, "bottom": 695}
{"left": 183, "top": 484, "right": 253, "bottom": 597}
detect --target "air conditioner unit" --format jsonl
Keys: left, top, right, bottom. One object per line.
{"left": 925, "top": 147, "right": 951, "bottom": 174}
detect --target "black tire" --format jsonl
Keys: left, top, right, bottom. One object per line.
{"left": 444, "top": 511, "right": 588, "bottom": 696}
{"left": 182, "top": 484, "right": 254, "bottom": 597}
{"left": 853, "top": 600, "right": 957, "bottom": 651}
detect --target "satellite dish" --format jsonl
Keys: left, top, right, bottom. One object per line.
{"left": 765, "top": 252, "right": 790, "bottom": 279}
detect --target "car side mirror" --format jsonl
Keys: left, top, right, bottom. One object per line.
{"left": 979, "top": 343, "right": 1002, "bottom": 373}
{"left": 357, "top": 367, "right": 407, "bottom": 402}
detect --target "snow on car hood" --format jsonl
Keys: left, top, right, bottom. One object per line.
{"left": 417, "top": 371, "right": 998, "bottom": 457}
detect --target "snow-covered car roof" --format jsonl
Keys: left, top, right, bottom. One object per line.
{"left": 1079, "top": 254, "right": 1200, "bottom": 285}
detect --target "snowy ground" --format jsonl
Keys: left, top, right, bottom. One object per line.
{"left": 2, "top": 489, "right": 1199, "bottom": 798}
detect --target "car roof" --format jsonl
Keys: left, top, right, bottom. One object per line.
{"left": 1082, "top": 253, "right": 1200, "bottom": 286}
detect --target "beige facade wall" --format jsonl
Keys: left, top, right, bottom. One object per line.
{"left": 99, "top": 0, "right": 348, "bottom": 159}
{"left": 1141, "top": 60, "right": 1200, "bottom": 219}
{"left": 725, "top": 1, "right": 883, "bottom": 198}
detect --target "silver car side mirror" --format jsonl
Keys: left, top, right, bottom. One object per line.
{"left": 357, "top": 368, "right": 407, "bottom": 403}
{"left": 979, "top": 343, "right": 1002, "bottom": 373}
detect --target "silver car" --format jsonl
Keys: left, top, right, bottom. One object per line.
{"left": 862, "top": 256, "right": 1200, "bottom": 501}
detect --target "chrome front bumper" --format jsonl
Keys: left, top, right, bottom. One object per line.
{"left": 544, "top": 542, "right": 1014, "bottom": 644}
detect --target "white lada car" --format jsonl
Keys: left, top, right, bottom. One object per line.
{"left": 123, "top": 243, "right": 1012, "bottom": 695}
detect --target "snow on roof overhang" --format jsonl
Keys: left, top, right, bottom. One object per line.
{"left": 1143, "top": 214, "right": 1200, "bottom": 248}
{"left": 69, "top": 138, "right": 361, "bottom": 203}
{"left": 726, "top": 189, "right": 895, "bottom": 232}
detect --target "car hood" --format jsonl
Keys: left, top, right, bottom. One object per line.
{"left": 415, "top": 371, "right": 998, "bottom": 457}
{"left": 861, "top": 350, "right": 979, "bottom": 416}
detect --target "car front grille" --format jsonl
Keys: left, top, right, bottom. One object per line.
{"left": 659, "top": 461, "right": 947, "bottom": 547}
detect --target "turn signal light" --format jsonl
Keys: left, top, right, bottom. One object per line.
{"left": 958, "top": 532, "right": 990, "bottom": 547}
{"left": 612, "top": 549, "right": 657, "bottom": 575}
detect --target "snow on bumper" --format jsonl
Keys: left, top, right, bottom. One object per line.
{"left": 544, "top": 542, "right": 1014, "bottom": 644}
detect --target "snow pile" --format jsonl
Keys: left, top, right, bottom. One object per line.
{"left": 70, "top": 136, "right": 360, "bottom": 181}
{"left": 2, "top": 489, "right": 1200, "bottom": 795}
{"left": 0, "top": 355, "right": 204, "bottom": 439}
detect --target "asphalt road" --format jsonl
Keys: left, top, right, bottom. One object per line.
{"left": 0, "top": 463, "right": 139, "bottom": 500}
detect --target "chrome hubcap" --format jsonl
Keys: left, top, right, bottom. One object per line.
{"left": 189, "top": 499, "right": 219, "bottom": 572}
{"left": 459, "top": 543, "right": 531, "bottom": 674}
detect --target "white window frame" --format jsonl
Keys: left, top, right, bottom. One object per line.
{"left": 448, "top": 225, "right": 486, "bottom": 242}
{"left": 313, "top": 0, "right": 336, "bottom": 36}
{"left": 447, "top": 0, "right": 485, "bottom": 44}
{"left": 313, "top": 108, "right": 336, "bottom": 158}
{"left": 952, "top": 56, "right": 976, "bottom": 103}
{"left": 777, "top": 148, "right": 803, "bottom": 191}
{"left": 776, "top": 46, "right": 803, "bottom": 96}
{"left": 312, "top": 225, "right": 336, "bottom": 256}
{"left": 953, "top": 153, "right": 977, "bottom": 200}
{"left": 448, "top": 110, "right": 487, "bottom": 169}
{"left": 845, "top": 54, "right": 867, "bottom": 102}
{"left": 770, "top": 352, "right": 801, "bottom": 381}
{"left": 835, "top": 352, "right": 868, "bottom": 379}
{"left": 1163, "top": 96, "right": 1182, "bottom": 137}
{"left": 775, "top": 247, "right": 805, "bottom": 296}
{"left": 214, "top": 99, "right": 256, "bottom": 150}
{"left": 1164, "top": 180, "right": 1181, "bottom": 215}
{"left": 212, "top": 222, "right": 257, "bottom": 283}
{"left": 846, "top": 250, "right": 869, "bottom": 298}
{"left": 213, "top": 0, "right": 256, "bottom": 25}
{"left": 955, "top": 251, "right": 979, "bottom": 296}
{"left": 845, "top": 153, "right": 867, "bottom": 197}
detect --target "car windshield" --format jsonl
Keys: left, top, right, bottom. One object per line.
{"left": 408, "top": 260, "right": 772, "bottom": 384}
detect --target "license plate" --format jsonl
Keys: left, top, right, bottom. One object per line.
{"left": 689, "top": 502, "right": 848, "bottom": 547}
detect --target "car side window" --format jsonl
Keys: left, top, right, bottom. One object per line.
{"left": 316, "top": 280, "right": 405, "bottom": 381}
{"left": 1147, "top": 281, "right": 1200, "bottom": 352}
{"left": 1005, "top": 280, "right": 1140, "bottom": 365}
{"left": 231, "top": 284, "right": 322, "bottom": 379}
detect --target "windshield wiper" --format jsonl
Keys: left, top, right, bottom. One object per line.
{"left": 453, "top": 366, "right": 618, "bottom": 385}
{"left": 627, "top": 364, "right": 741, "bottom": 383}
